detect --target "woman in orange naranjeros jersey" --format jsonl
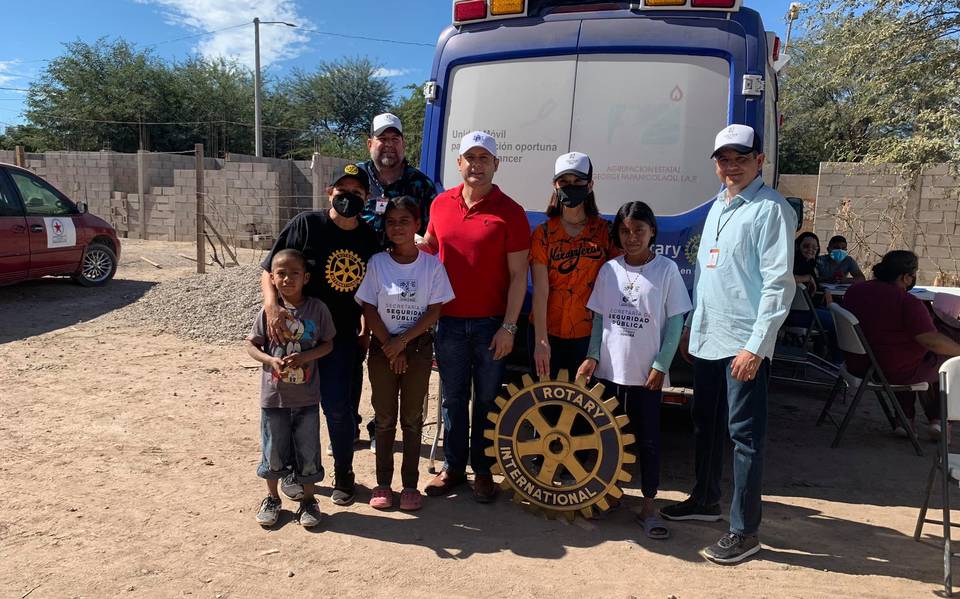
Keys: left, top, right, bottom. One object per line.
{"left": 529, "top": 152, "right": 614, "bottom": 378}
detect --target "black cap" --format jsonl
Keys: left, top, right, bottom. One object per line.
{"left": 328, "top": 163, "right": 370, "bottom": 193}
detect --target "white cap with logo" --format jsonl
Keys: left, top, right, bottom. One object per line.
{"left": 554, "top": 151, "right": 592, "bottom": 181}
{"left": 371, "top": 113, "right": 403, "bottom": 137}
{"left": 458, "top": 130, "right": 498, "bottom": 157}
{"left": 711, "top": 124, "right": 761, "bottom": 158}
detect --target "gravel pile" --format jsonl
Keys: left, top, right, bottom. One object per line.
{"left": 120, "top": 265, "right": 265, "bottom": 344}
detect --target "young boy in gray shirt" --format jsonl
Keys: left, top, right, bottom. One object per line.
{"left": 246, "top": 249, "right": 336, "bottom": 528}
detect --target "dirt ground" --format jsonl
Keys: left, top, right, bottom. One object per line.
{"left": 0, "top": 239, "right": 953, "bottom": 598}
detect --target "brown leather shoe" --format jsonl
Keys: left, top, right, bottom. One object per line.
{"left": 472, "top": 473, "right": 498, "bottom": 503}
{"left": 424, "top": 470, "right": 466, "bottom": 497}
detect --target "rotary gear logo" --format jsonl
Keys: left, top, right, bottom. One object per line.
{"left": 684, "top": 233, "right": 701, "bottom": 265}
{"left": 324, "top": 249, "right": 365, "bottom": 293}
{"left": 485, "top": 371, "right": 635, "bottom": 520}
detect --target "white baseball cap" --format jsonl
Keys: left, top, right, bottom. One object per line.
{"left": 711, "top": 124, "right": 762, "bottom": 158}
{"left": 458, "top": 130, "right": 497, "bottom": 157}
{"left": 554, "top": 151, "right": 592, "bottom": 181}
{"left": 371, "top": 113, "right": 403, "bottom": 137}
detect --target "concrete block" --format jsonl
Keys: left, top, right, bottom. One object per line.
{"left": 919, "top": 211, "right": 944, "bottom": 223}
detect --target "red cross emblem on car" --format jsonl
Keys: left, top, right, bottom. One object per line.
{"left": 53, "top": 220, "right": 62, "bottom": 233}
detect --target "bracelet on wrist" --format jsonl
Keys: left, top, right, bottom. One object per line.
{"left": 501, "top": 322, "right": 518, "bottom": 335}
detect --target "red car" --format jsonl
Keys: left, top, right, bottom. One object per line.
{"left": 0, "top": 162, "right": 120, "bottom": 287}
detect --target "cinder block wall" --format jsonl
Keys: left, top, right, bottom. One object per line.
{"left": 777, "top": 174, "right": 819, "bottom": 232}
{"left": 0, "top": 150, "right": 352, "bottom": 249}
{"left": 812, "top": 163, "right": 960, "bottom": 284}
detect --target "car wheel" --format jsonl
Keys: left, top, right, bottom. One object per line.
{"left": 73, "top": 242, "right": 117, "bottom": 286}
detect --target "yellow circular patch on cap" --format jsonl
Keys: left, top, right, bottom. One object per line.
{"left": 344, "top": 164, "right": 359, "bottom": 175}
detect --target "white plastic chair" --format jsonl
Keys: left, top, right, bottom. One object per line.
{"left": 816, "top": 303, "right": 926, "bottom": 455}
{"left": 914, "top": 356, "right": 960, "bottom": 596}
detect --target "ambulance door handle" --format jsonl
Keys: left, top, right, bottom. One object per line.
{"left": 30, "top": 224, "right": 44, "bottom": 233}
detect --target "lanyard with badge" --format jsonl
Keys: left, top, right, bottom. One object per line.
{"left": 707, "top": 200, "right": 742, "bottom": 269}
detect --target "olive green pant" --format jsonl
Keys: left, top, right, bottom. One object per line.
{"left": 367, "top": 334, "right": 433, "bottom": 489}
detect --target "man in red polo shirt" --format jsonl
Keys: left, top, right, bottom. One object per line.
{"left": 420, "top": 130, "right": 530, "bottom": 502}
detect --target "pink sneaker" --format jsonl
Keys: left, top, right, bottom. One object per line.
{"left": 399, "top": 488, "right": 423, "bottom": 511}
{"left": 369, "top": 487, "right": 393, "bottom": 510}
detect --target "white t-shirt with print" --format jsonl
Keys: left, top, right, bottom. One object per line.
{"left": 586, "top": 254, "right": 692, "bottom": 386}
{"left": 355, "top": 250, "right": 455, "bottom": 335}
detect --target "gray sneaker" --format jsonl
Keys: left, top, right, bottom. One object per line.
{"left": 297, "top": 500, "right": 322, "bottom": 528}
{"left": 256, "top": 495, "right": 282, "bottom": 527}
{"left": 702, "top": 532, "right": 761, "bottom": 564}
{"left": 331, "top": 471, "right": 356, "bottom": 506}
{"left": 280, "top": 474, "right": 304, "bottom": 501}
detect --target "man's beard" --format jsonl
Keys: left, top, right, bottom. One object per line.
{"left": 377, "top": 152, "right": 399, "bottom": 168}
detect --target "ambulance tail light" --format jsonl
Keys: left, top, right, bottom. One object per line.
{"left": 490, "top": 0, "right": 525, "bottom": 15}
{"left": 771, "top": 35, "right": 781, "bottom": 62}
{"left": 454, "top": 0, "right": 487, "bottom": 23}
{"left": 691, "top": 0, "right": 736, "bottom": 7}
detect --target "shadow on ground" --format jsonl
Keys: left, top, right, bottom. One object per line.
{"left": 0, "top": 277, "right": 155, "bottom": 342}
{"left": 342, "top": 369, "right": 956, "bottom": 588}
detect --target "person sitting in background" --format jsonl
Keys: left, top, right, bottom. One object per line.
{"left": 817, "top": 235, "right": 865, "bottom": 283}
{"left": 787, "top": 232, "right": 836, "bottom": 357}
{"left": 842, "top": 250, "right": 960, "bottom": 438}
{"left": 793, "top": 232, "right": 822, "bottom": 295}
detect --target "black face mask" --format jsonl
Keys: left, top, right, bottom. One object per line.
{"left": 332, "top": 192, "right": 364, "bottom": 218}
{"left": 557, "top": 185, "right": 590, "bottom": 208}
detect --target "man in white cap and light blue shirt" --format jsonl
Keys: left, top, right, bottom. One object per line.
{"left": 660, "top": 124, "right": 796, "bottom": 564}
{"left": 420, "top": 130, "right": 530, "bottom": 502}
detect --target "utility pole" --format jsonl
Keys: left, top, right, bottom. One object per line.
{"left": 784, "top": 3, "right": 804, "bottom": 55}
{"left": 252, "top": 17, "right": 297, "bottom": 158}
{"left": 253, "top": 17, "right": 262, "bottom": 157}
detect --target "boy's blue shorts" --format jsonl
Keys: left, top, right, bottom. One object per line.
{"left": 257, "top": 404, "right": 324, "bottom": 484}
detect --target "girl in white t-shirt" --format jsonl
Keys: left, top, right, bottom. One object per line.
{"left": 577, "top": 201, "right": 691, "bottom": 539}
{"left": 355, "top": 197, "right": 455, "bottom": 511}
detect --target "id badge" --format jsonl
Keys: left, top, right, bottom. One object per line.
{"left": 375, "top": 198, "right": 388, "bottom": 214}
{"left": 707, "top": 248, "right": 720, "bottom": 269}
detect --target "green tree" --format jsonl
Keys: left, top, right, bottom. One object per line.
{"left": 391, "top": 83, "right": 427, "bottom": 167}
{"left": 282, "top": 57, "right": 393, "bottom": 159}
{"left": 780, "top": 1, "right": 960, "bottom": 173}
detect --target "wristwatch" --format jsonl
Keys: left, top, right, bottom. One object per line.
{"left": 501, "top": 322, "right": 518, "bottom": 335}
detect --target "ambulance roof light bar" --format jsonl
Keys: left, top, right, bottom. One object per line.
{"left": 453, "top": 0, "right": 528, "bottom": 25}
{"left": 631, "top": 0, "right": 741, "bottom": 11}
{"left": 453, "top": 0, "right": 741, "bottom": 25}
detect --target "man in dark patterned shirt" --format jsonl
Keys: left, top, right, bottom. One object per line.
{"left": 353, "top": 113, "right": 438, "bottom": 448}
{"left": 357, "top": 113, "right": 438, "bottom": 238}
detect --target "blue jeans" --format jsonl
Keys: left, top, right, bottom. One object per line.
{"left": 317, "top": 334, "right": 358, "bottom": 475}
{"left": 257, "top": 404, "right": 324, "bottom": 484}
{"left": 436, "top": 316, "right": 507, "bottom": 475}
{"left": 691, "top": 356, "right": 769, "bottom": 536}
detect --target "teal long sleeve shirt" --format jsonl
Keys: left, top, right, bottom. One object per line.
{"left": 687, "top": 176, "right": 797, "bottom": 361}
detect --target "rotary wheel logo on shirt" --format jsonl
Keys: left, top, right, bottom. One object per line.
{"left": 325, "top": 249, "right": 365, "bottom": 293}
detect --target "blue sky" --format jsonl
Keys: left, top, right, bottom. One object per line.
{"left": 0, "top": 0, "right": 795, "bottom": 131}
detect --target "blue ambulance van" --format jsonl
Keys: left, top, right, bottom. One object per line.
{"left": 420, "top": 0, "right": 787, "bottom": 288}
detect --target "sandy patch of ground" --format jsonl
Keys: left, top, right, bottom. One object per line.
{"left": 0, "top": 239, "right": 952, "bottom": 598}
